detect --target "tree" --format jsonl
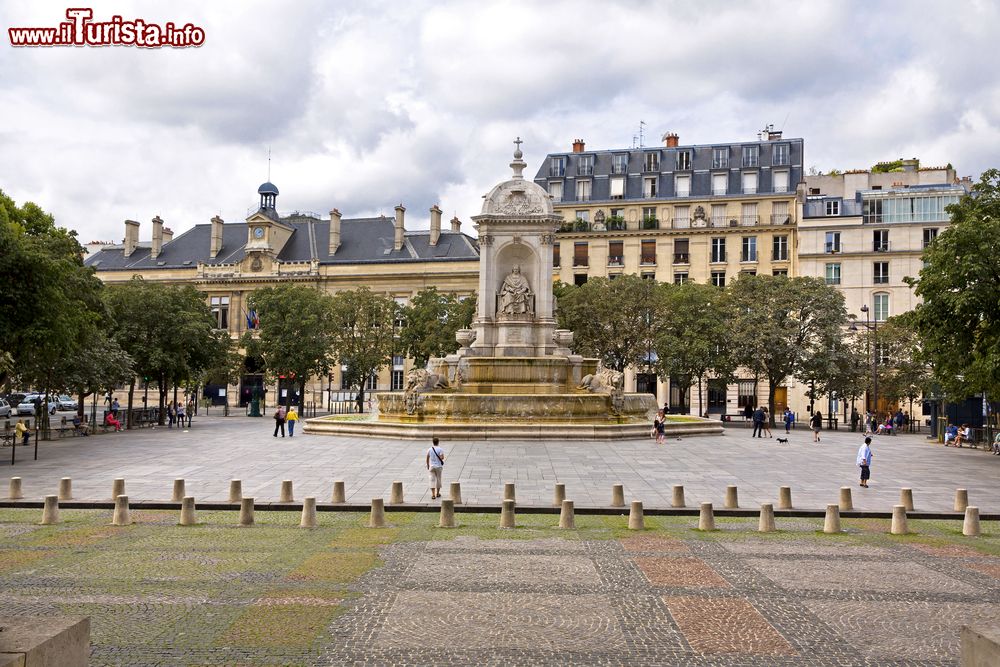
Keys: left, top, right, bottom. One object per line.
{"left": 397, "top": 287, "right": 476, "bottom": 367}
{"left": 328, "top": 287, "right": 397, "bottom": 412}
{"left": 556, "top": 275, "right": 657, "bottom": 372}
{"left": 54, "top": 331, "right": 135, "bottom": 420}
{"left": 651, "top": 282, "right": 735, "bottom": 415}
{"left": 873, "top": 316, "right": 931, "bottom": 417}
{"left": 729, "top": 274, "right": 849, "bottom": 424}
{"left": 907, "top": 169, "right": 1000, "bottom": 400}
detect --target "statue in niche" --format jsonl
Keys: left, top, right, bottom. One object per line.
{"left": 498, "top": 264, "right": 533, "bottom": 315}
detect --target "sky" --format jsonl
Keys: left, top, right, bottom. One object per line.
{"left": 2, "top": 0, "right": 998, "bottom": 244}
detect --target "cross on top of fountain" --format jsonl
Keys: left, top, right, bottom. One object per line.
{"left": 510, "top": 136, "right": 526, "bottom": 179}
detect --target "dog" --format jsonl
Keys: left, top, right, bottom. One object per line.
{"left": 776, "top": 437, "right": 789, "bottom": 444}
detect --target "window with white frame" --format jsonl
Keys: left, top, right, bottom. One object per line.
{"left": 741, "top": 202, "right": 758, "bottom": 225}
{"left": 672, "top": 205, "right": 690, "bottom": 228}
{"left": 922, "top": 228, "right": 938, "bottom": 248}
{"left": 676, "top": 150, "right": 692, "bottom": 170}
{"left": 711, "top": 237, "right": 726, "bottom": 263}
{"left": 873, "top": 292, "right": 890, "bottom": 321}
{"left": 577, "top": 154, "right": 594, "bottom": 176}
{"left": 643, "top": 176, "right": 658, "bottom": 198}
{"left": 642, "top": 206, "right": 657, "bottom": 223}
{"left": 711, "top": 203, "right": 727, "bottom": 226}
{"left": 643, "top": 152, "right": 659, "bottom": 171}
{"left": 773, "top": 170, "right": 789, "bottom": 193}
{"left": 549, "top": 156, "right": 565, "bottom": 177}
{"left": 575, "top": 210, "right": 589, "bottom": 222}
{"left": 609, "top": 176, "right": 625, "bottom": 199}
{"left": 771, "top": 201, "right": 790, "bottom": 225}
{"left": 742, "top": 171, "right": 758, "bottom": 194}
{"left": 741, "top": 236, "right": 758, "bottom": 262}
{"left": 675, "top": 174, "right": 691, "bottom": 197}
{"left": 772, "top": 235, "right": 788, "bottom": 261}
{"left": 711, "top": 271, "right": 726, "bottom": 287}
{"left": 742, "top": 145, "right": 759, "bottom": 167}
{"left": 576, "top": 179, "right": 591, "bottom": 201}
{"left": 673, "top": 272, "right": 688, "bottom": 284}
{"left": 825, "top": 262, "right": 841, "bottom": 285}
{"left": 712, "top": 147, "right": 729, "bottom": 169}
{"left": 873, "top": 229, "right": 889, "bottom": 252}
{"left": 612, "top": 153, "right": 628, "bottom": 174}
{"left": 873, "top": 261, "right": 889, "bottom": 284}
{"left": 548, "top": 181, "right": 563, "bottom": 202}
{"left": 825, "top": 231, "right": 841, "bottom": 253}
{"left": 825, "top": 200, "right": 840, "bottom": 216}
{"left": 210, "top": 296, "right": 229, "bottom": 330}
{"left": 772, "top": 143, "right": 789, "bottom": 166}
{"left": 712, "top": 172, "right": 728, "bottom": 195}
{"left": 390, "top": 370, "right": 404, "bottom": 391}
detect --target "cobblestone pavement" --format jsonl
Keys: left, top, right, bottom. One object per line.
{"left": 2, "top": 508, "right": 998, "bottom": 665}
{"left": 3, "top": 415, "right": 1000, "bottom": 512}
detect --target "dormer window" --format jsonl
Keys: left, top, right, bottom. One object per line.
{"left": 612, "top": 154, "right": 628, "bottom": 175}
{"left": 676, "top": 150, "right": 692, "bottom": 170}
{"left": 643, "top": 152, "right": 659, "bottom": 172}
{"left": 577, "top": 155, "right": 594, "bottom": 176}
{"left": 549, "top": 157, "right": 566, "bottom": 177}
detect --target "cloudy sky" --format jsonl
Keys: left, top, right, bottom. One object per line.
{"left": 2, "top": 0, "right": 998, "bottom": 243}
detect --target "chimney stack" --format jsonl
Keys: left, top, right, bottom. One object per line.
{"left": 329, "top": 208, "right": 341, "bottom": 256}
{"left": 123, "top": 219, "right": 139, "bottom": 257}
{"left": 572, "top": 139, "right": 585, "bottom": 153}
{"left": 210, "top": 215, "right": 224, "bottom": 258}
{"left": 162, "top": 227, "right": 173, "bottom": 244}
{"left": 394, "top": 204, "right": 405, "bottom": 251}
{"left": 664, "top": 132, "right": 679, "bottom": 148}
{"left": 150, "top": 216, "right": 164, "bottom": 259}
{"left": 429, "top": 205, "right": 442, "bottom": 247}
{"left": 450, "top": 216, "right": 461, "bottom": 233}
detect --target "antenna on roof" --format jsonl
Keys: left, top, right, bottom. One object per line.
{"left": 638, "top": 120, "right": 646, "bottom": 148}
{"left": 267, "top": 146, "right": 271, "bottom": 181}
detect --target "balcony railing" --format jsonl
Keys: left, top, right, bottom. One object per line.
{"left": 611, "top": 163, "right": 627, "bottom": 175}
{"left": 711, "top": 252, "right": 727, "bottom": 263}
{"left": 643, "top": 159, "right": 659, "bottom": 172}
{"left": 743, "top": 186, "right": 758, "bottom": 194}
{"left": 672, "top": 217, "right": 691, "bottom": 229}
{"left": 874, "top": 242, "right": 891, "bottom": 252}
{"left": 576, "top": 193, "right": 591, "bottom": 202}
{"left": 772, "top": 155, "right": 789, "bottom": 167}
{"left": 607, "top": 256, "right": 624, "bottom": 267}
{"left": 773, "top": 185, "right": 789, "bottom": 193}
{"left": 712, "top": 158, "right": 729, "bottom": 169}
{"left": 742, "top": 156, "right": 759, "bottom": 168}
{"left": 673, "top": 253, "right": 690, "bottom": 264}
{"left": 741, "top": 253, "right": 758, "bottom": 262}
{"left": 573, "top": 259, "right": 589, "bottom": 267}
{"left": 710, "top": 216, "right": 728, "bottom": 227}
{"left": 772, "top": 252, "right": 789, "bottom": 261}
{"left": 740, "top": 215, "right": 759, "bottom": 226}
{"left": 712, "top": 187, "right": 728, "bottom": 195}
{"left": 825, "top": 242, "right": 841, "bottom": 253}
{"left": 770, "top": 214, "right": 792, "bottom": 225}
{"left": 640, "top": 255, "right": 656, "bottom": 265}
{"left": 549, "top": 165, "right": 565, "bottom": 177}
{"left": 577, "top": 165, "right": 594, "bottom": 176}
{"left": 641, "top": 218, "right": 659, "bottom": 230}
{"left": 606, "top": 217, "right": 626, "bottom": 231}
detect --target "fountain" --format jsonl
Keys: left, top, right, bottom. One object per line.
{"left": 304, "top": 141, "right": 723, "bottom": 440}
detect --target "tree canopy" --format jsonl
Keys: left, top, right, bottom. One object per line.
{"left": 327, "top": 287, "right": 397, "bottom": 408}
{"left": 397, "top": 287, "right": 475, "bottom": 367}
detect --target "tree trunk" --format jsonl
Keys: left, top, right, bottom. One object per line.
{"left": 697, "top": 376, "right": 704, "bottom": 417}
{"left": 298, "top": 377, "right": 306, "bottom": 412}
{"left": 767, "top": 379, "right": 777, "bottom": 427}
{"left": 77, "top": 388, "right": 86, "bottom": 418}
{"left": 126, "top": 378, "right": 135, "bottom": 430}
{"left": 158, "top": 375, "right": 166, "bottom": 425}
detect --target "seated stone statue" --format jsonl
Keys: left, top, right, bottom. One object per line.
{"left": 498, "top": 264, "right": 532, "bottom": 315}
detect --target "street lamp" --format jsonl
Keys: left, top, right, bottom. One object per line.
{"left": 849, "top": 304, "right": 878, "bottom": 420}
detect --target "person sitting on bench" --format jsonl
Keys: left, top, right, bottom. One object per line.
{"left": 72, "top": 414, "right": 89, "bottom": 436}
{"left": 954, "top": 424, "right": 971, "bottom": 448}
{"left": 944, "top": 423, "right": 958, "bottom": 446}
{"left": 105, "top": 412, "right": 123, "bottom": 432}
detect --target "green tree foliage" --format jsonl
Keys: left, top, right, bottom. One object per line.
{"left": 398, "top": 287, "right": 476, "bottom": 367}
{"left": 873, "top": 315, "right": 931, "bottom": 408}
{"left": 328, "top": 287, "right": 397, "bottom": 411}
{"left": 907, "top": 169, "right": 1000, "bottom": 400}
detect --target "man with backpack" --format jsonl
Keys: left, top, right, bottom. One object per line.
{"left": 426, "top": 437, "right": 446, "bottom": 500}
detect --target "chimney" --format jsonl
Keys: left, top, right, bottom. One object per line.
{"left": 572, "top": 139, "right": 585, "bottom": 153}
{"left": 394, "top": 204, "right": 405, "bottom": 251}
{"left": 329, "top": 208, "right": 341, "bottom": 256}
{"left": 210, "top": 215, "right": 224, "bottom": 258}
{"left": 664, "top": 132, "right": 679, "bottom": 148}
{"left": 162, "top": 227, "right": 173, "bottom": 244}
{"left": 150, "top": 215, "right": 164, "bottom": 259}
{"left": 450, "top": 216, "right": 461, "bottom": 233}
{"left": 429, "top": 205, "right": 442, "bottom": 247}
{"left": 123, "top": 219, "right": 139, "bottom": 257}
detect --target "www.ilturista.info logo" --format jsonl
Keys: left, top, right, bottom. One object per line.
{"left": 8, "top": 8, "right": 205, "bottom": 48}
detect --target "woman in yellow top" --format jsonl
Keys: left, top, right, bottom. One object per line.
{"left": 286, "top": 406, "right": 299, "bottom": 437}
{"left": 15, "top": 419, "right": 31, "bottom": 446}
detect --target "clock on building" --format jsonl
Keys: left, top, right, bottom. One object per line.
{"left": 253, "top": 227, "right": 264, "bottom": 239}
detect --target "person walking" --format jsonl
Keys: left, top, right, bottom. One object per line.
{"left": 653, "top": 409, "right": 666, "bottom": 445}
{"left": 850, "top": 408, "right": 860, "bottom": 433}
{"left": 426, "top": 437, "right": 446, "bottom": 499}
{"left": 111, "top": 397, "right": 120, "bottom": 417}
{"left": 176, "top": 401, "right": 186, "bottom": 429}
{"left": 186, "top": 399, "right": 194, "bottom": 427}
{"left": 857, "top": 436, "right": 873, "bottom": 487}
{"left": 783, "top": 408, "right": 794, "bottom": 434}
{"left": 811, "top": 410, "right": 823, "bottom": 442}
{"left": 273, "top": 405, "right": 286, "bottom": 437}
{"left": 286, "top": 405, "right": 299, "bottom": 437}
{"left": 893, "top": 409, "right": 905, "bottom": 434}
{"left": 761, "top": 407, "right": 773, "bottom": 438}
{"left": 167, "top": 402, "right": 175, "bottom": 428}
{"left": 751, "top": 406, "right": 765, "bottom": 438}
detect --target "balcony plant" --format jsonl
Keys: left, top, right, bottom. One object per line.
{"left": 606, "top": 215, "right": 626, "bottom": 231}
{"left": 573, "top": 218, "right": 590, "bottom": 232}
{"left": 641, "top": 217, "right": 659, "bottom": 230}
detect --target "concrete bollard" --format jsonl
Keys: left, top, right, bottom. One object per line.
{"left": 279, "top": 480, "right": 294, "bottom": 503}
{"left": 839, "top": 487, "right": 854, "bottom": 511}
{"left": 823, "top": 504, "right": 841, "bottom": 534}
{"left": 553, "top": 483, "right": 566, "bottom": 507}
{"left": 698, "top": 502, "right": 715, "bottom": 531}
{"left": 724, "top": 485, "right": 739, "bottom": 509}
{"left": 963, "top": 506, "right": 981, "bottom": 537}
{"left": 171, "top": 479, "right": 185, "bottom": 502}
{"left": 179, "top": 496, "right": 197, "bottom": 526}
{"left": 628, "top": 500, "right": 645, "bottom": 531}
{"left": 239, "top": 497, "right": 255, "bottom": 526}
{"left": 9, "top": 477, "right": 23, "bottom": 500}
{"left": 449, "top": 482, "right": 462, "bottom": 505}
{"left": 228, "top": 480, "right": 242, "bottom": 504}
{"left": 891, "top": 504, "right": 909, "bottom": 535}
{"left": 111, "top": 495, "right": 131, "bottom": 526}
{"left": 40, "top": 495, "right": 60, "bottom": 525}
{"left": 503, "top": 482, "right": 516, "bottom": 502}
{"left": 777, "top": 486, "right": 792, "bottom": 510}
{"left": 611, "top": 484, "right": 625, "bottom": 507}
{"left": 900, "top": 488, "right": 914, "bottom": 512}
{"left": 331, "top": 480, "right": 346, "bottom": 504}
{"left": 439, "top": 499, "right": 456, "bottom": 528}
{"left": 58, "top": 477, "right": 73, "bottom": 501}
{"left": 499, "top": 499, "right": 516, "bottom": 529}
{"left": 390, "top": 481, "right": 404, "bottom": 505}
{"left": 300, "top": 497, "right": 317, "bottom": 528}
{"left": 671, "top": 484, "right": 685, "bottom": 508}
{"left": 368, "top": 498, "right": 386, "bottom": 528}
{"left": 112, "top": 478, "right": 125, "bottom": 501}
{"left": 758, "top": 503, "right": 775, "bottom": 533}
{"left": 955, "top": 488, "right": 969, "bottom": 513}
{"left": 559, "top": 499, "right": 576, "bottom": 530}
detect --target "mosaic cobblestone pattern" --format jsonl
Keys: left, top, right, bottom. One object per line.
{"left": 1, "top": 509, "right": 998, "bottom": 665}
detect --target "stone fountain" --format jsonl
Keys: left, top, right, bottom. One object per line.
{"left": 304, "top": 141, "right": 722, "bottom": 440}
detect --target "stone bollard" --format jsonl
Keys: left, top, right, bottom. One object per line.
{"left": 724, "top": 485, "right": 739, "bottom": 509}
{"left": 900, "top": 488, "right": 914, "bottom": 512}
{"left": 229, "top": 480, "right": 242, "bottom": 504}
{"left": 503, "top": 482, "right": 516, "bottom": 503}
{"left": 390, "top": 481, "right": 404, "bottom": 505}
{"left": 112, "top": 495, "right": 131, "bottom": 526}
{"left": 758, "top": 503, "right": 775, "bottom": 533}
{"left": 279, "top": 480, "right": 294, "bottom": 503}
{"left": 839, "top": 487, "right": 853, "bottom": 511}
{"left": 300, "top": 497, "right": 318, "bottom": 528}
{"left": 553, "top": 483, "right": 566, "bottom": 507}
{"left": 171, "top": 479, "right": 185, "bottom": 502}
{"left": 823, "top": 504, "right": 841, "bottom": 534}
{"left": 611, "top": 484, "right": 625, "bottom": 507}
{"left": 777, "top": 486, "right": 792, "bottom": 510}
{"left": 58, "top": 477, "right": 73, "bottom": 501}
{"left": 112, "top": 478, "right": 125, "bottom": 501}
{"left": 179, "top": 496, "right": 197, "bottom": 526}
{"left": 698, "top": 502, "right": 715, "bottom": 531}
{"left": 40, "top": 495, "right": 60, "bottom": 525}
{"left": 671, "top": 484, "right": 685, "bottom": 508}
{"left": 890, "top": 504, "right": 909, "bottom": 535}
{"left": 955, "top": 488, "right": 969, "bottom": 513}
{"left": 239, "top": 497, "right": 255, "bottom": 526}
{"left": 368, "top": 498, "right": 386, "bottom": 528}
{"left": 499, "top": 499, "right": 516, "bottom": 529}
{"left": 439, "top": 499, "right": 456, "bottom": 528}
{"left": 9, "top": 477, "right": 23, "bottom": 500}
{"left": 331, "top": 480, "right": 346, "bottom": 504}
{"left": 963, "top": 506, "right": 981, "bottom": 537}
{"left": 559, "top": 499, "right": 576, "bottom": 529}
{"left": 449, "top": 482, "right": 462, "bottom": 505}
{"left": 628, "top": 500, "right": 645, "bottom": 530}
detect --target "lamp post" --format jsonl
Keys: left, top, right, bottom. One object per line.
{"left": 850, "top": 304, "right": 878, "bottom": 420}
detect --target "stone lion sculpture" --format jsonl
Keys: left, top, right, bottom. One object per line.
{"left": 404, "top": 368, "right": 449, "bottom": 395}
{"left": 577, "top": 367, "right": 624, "bottom": 394}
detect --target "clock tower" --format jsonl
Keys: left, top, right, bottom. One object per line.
{"left": 243, "top": 181, "right": 293, "bottom": 272}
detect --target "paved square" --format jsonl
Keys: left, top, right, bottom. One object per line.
{"left": 664, "top": 596, "right": 797, "bottom": 656}
{"left": 748, "top": 558, "right": 978, "bottom": 594}
{"left": 403, "top": 552, "right": 600, "bottom": 589}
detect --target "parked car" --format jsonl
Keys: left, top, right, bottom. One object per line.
{"left": 5, "top": 393, "right": 27, "bottom": 410}
{"left": 0, "top": 398, "right": 11, "bottom": 418}
{"left": 16, "top": 394, "right": 59, "bottom": 416}
{"left": 57, "top": 395, "right": 78, "bottom": 411}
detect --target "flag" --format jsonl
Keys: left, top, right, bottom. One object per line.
{"left": 246, "top": 309, "right": 260, "bottom": 330}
